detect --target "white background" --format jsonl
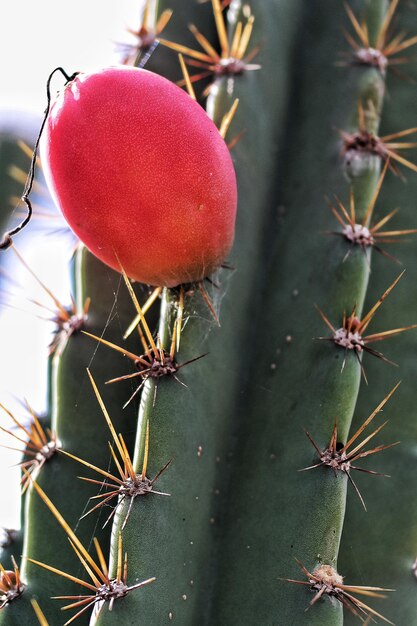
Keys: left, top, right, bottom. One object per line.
{"left": 0, "top": 0, "right": 145, "bottom": 529}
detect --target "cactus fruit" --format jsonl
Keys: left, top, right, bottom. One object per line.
{"left": 39, "top": 66, "right": 237, "bottom": 287}
{"left": 3, "top": 0, "right": 417, "bottom": 624}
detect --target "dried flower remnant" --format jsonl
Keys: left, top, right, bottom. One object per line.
{"left": 316, "top": 272, "right": 417, "bottom": 379}
{"left": 61, "top": 371, "right": 171, "bottom": 529}
{"left": 342, "top": 0, "right": 417, "bottom": 76}
{"left": 301, "top": 383, "right": 400, "bottom": 510}
{"left": 284, "top": 559, "right": 394, "bottom": 624}
{"left": 159, "top": 0, "right": 260, "bottom": 95}
{"left": 0, "top": 68, "right": 79, "bottom": 248}
{"left": 0, "top": 558, "right": 25, "bottom": 609}
{"left": 25, "top": 472, "right": 155, "bottom": 624}
{"left": 328, "top": 159, "right": 417, "bottom": 263}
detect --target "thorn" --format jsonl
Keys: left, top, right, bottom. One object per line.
{"left": 316, "top": 274, "right": 414, "bottom": 376}
{"left": 284, "top": 559, "right": 394, "bottom": 624}
{"left": 62, "top": 373, "right": 172, "bottom": 529}
{"left": 158, "top": 0, "right": 259, "bottom": 95}
{"left": 302, "top": 385, "right": 400, "bottom": 508}
{"left": 24, "top": 470, "right": 155, "bottom": 621}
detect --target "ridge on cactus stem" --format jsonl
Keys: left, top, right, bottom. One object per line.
{"left": 40, "top": 65, "right": 237, "bottom": 288}
{"left": 283, "top": 559, "right": 394, "bottom": 624}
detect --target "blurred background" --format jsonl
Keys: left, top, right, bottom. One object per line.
{"left": 1, "top": 0, "right": 142, "bottom": 112}
{"left": 0, "top": 0, "right": 145, "bottom": 528}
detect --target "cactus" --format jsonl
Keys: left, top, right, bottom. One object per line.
{"left": 2, "top": 1, "right": 417, "bottom": 624}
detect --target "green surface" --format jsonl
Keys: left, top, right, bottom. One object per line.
{"left": 209, "top": 1, "right": 388, "bottom": 624}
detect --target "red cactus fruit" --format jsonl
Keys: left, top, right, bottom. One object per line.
{"left": 40, "top": 66, "right": 237, "bottom": 287}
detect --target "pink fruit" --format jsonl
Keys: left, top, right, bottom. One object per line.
{"left": 40, "top": 66, "right": 237, "bottom": 287}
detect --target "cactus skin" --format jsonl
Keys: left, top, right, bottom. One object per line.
{"left": 3, "top": 1, "right": 417, "bottom": 625}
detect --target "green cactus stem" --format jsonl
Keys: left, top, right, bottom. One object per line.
{"left": 340, "top": 4, "right": 417, "bottom": 619}
{"left": 207, "top": 1, "right": 395, "bottom": 624}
